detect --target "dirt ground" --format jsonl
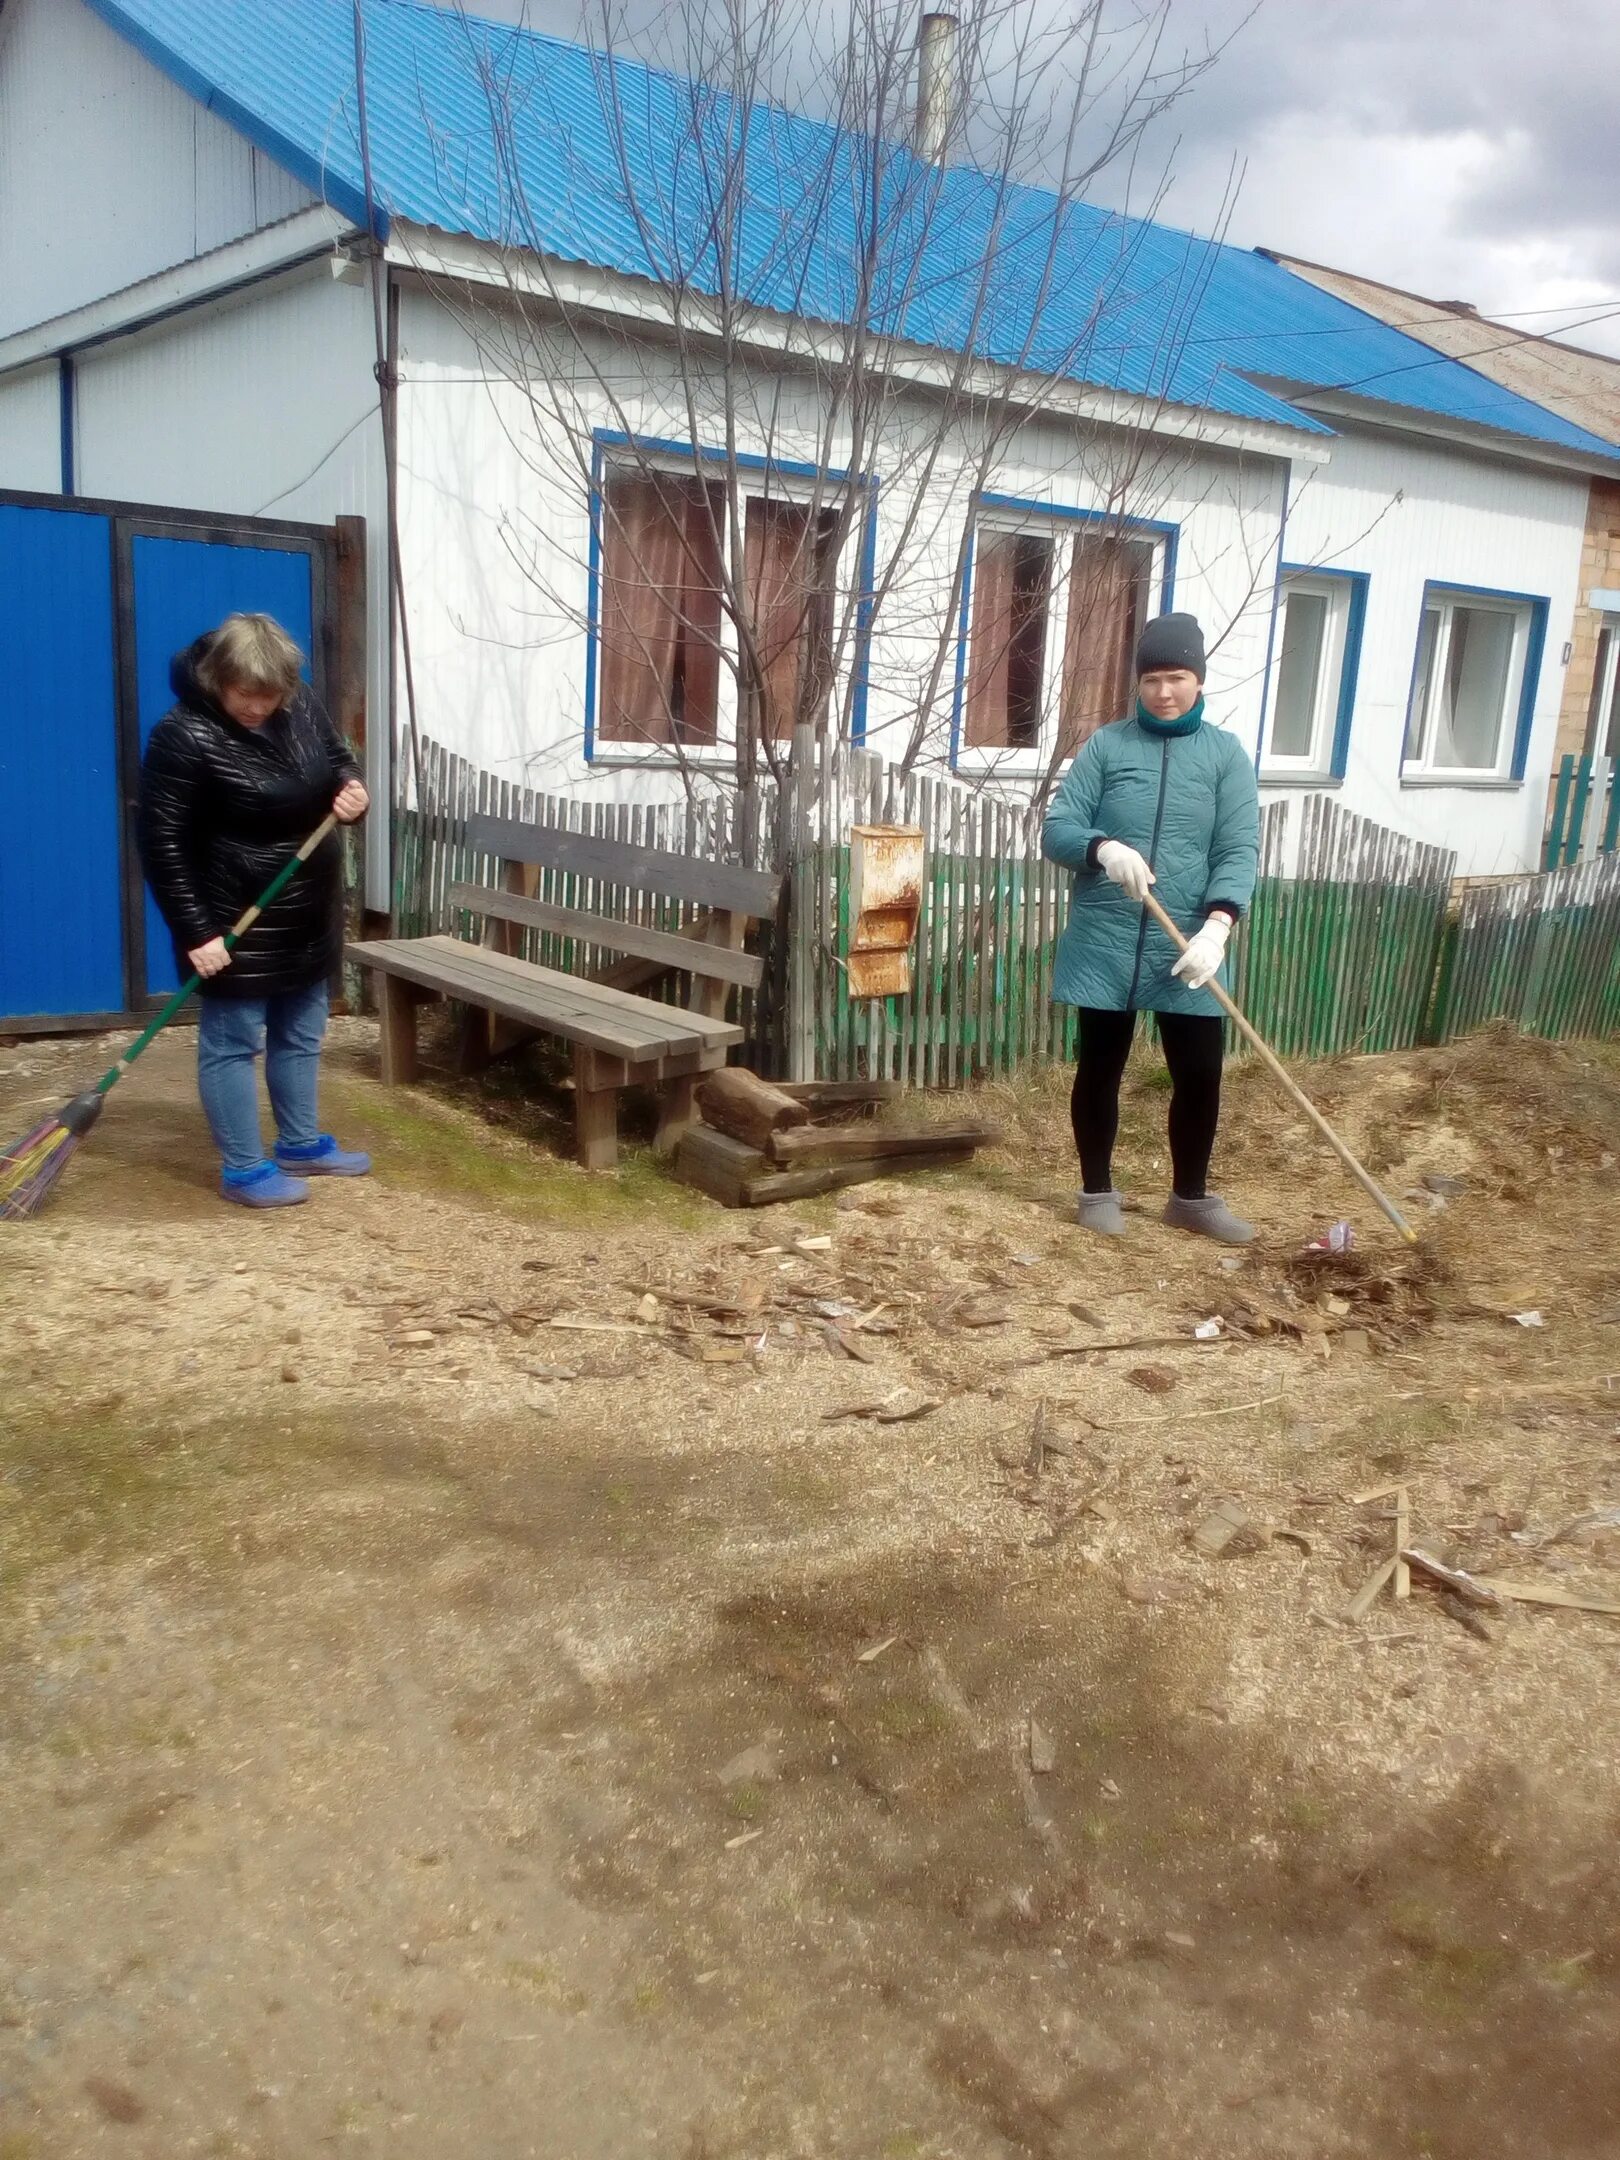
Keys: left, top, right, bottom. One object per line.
{"left": 2, "top": 1013, "right": 1619, "bottom": 2160}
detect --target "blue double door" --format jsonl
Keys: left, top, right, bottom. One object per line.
{"left": 0, "top": 496, "right": 330, "bottom": 1027}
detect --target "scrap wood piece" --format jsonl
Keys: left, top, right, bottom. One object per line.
{"left": 855, "top": 1634, "right": 899, "bottom": 1665}
{"left": 1191, "top": 1498, "right": 1255, "bottom": 1558}
{"left": 1349, "top": 1481, "right": 1406, "bottom": 1505}
{"left": 1024, "top": 1400, "right": 1051, "bottom": 1476}
{"left": 1394, "top": 1488, "right": 1411, "bottom": 1602}
{"left": 1469, "top": 1577, "right": 1620, "bottom": 1616}
{"left": 1400, "top": 1549, "right": 1503, "bottom": 1609}
{"left": 1342, "top": 1555, "right": 1397, "bottom": 1622}
{"left": 1027, "top": 1716, "right": 1056, "bottom": 1775}
{"left": 1126, "top": 1365, "right": 1178, "bottom": 1395}
{"left": 1044, "top": 1333, "right": 1228, "bottom": 1361}
{"left": 768, "top": 1120, "right": 997, "bottom": 1169}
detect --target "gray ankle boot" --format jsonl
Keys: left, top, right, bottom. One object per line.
{"left": 1162, "top": 1193, "right": 1254, "bottom": 1244}
{"left": 1077, "top": 1189, "right": 1128, "bottom": 1236}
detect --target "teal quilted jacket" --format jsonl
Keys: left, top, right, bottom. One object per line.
{"left": 1040, "top": 705, "right": 1260, "bottom": 1017}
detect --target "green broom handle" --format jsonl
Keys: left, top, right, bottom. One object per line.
{"left": 93, "top": 812, "right": 342, "bottom": 1097}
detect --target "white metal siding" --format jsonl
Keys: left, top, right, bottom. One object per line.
{"left": 392, "top": 286, "right": 1284, "bottom": 802}
{"left": 0, "top": 0, "right": 315, "bottom": 340}
{"left": 70, "top": 270, "right": 392, "bottom": 905}
{"left": 0, "top": 360, "right": 62, "bottom": 491}
{"left": 1277, "top": 429, "right": 1587, "bottom": 874}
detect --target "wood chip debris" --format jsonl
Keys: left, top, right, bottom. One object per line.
{"left": 855, "top": 1635, "right": 899, "bottom": 1665}
{"left": 723, "top": 1829, "right": 764, "bottom": 1850}
{"left": 1027, "top": 1717, "right": 1056, "bottom": 1775}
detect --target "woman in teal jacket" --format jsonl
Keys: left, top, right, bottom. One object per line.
{"left": 1041, "top": 613, "right": 1259, "bottom": 1241}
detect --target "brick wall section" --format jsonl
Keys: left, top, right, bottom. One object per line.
{"left": 1555, "top": 479, "right": 1620, "bottom": 764}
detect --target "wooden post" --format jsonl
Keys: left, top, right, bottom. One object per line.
{"left": 573, "top": 1046, "right": 619, "bottom": 1170}
{"left": 654, "top": 908, "right": 746, "bottom": 1152}
{"left": 785, "top": 723, "right": 817, "bottom": 1082}
{"left": 378, "top": 974, "right": 420, "bottom": 1086}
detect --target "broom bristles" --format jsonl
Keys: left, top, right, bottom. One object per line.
{"left": 0, "top": 1118, "right": 80, "bottom": 1220}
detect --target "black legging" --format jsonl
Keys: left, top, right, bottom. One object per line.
{"left": 1071, "top": 1006, "right": 1224, "bottom": 1199}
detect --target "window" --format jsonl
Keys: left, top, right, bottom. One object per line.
{"left": 960, "top": 517, "right": 1161, "bottom": 760}
{"left": 1058, "top": 534, "right": 1155, "bottom": 754}
{"left": 1261, "top": 571, "right": 1364, "bottom": 777}
{"left": 594, "top": 461, "right": 849, "bottom": 755}
{"left": 598, "top": 471, "right": 723, "bottom": 745}
{"left": 1585, "top": 618, "right": 1620, "bottom": 761}
{"left": 1403, "top": 586, "right": 1541, "bottom": 779}
{"left": 743, "top": 498, "right": 837, "bottom": 738}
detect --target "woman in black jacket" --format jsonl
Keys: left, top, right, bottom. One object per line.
{"left": 138, "top": 613, "right": 371, "bottom": 1209}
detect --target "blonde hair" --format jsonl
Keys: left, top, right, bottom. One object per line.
{"left": 197, "top": 613, "right": 304, "bottom": 705}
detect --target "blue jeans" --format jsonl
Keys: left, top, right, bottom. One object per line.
{"left": 197, "top": 980, "right": 328, "bottom": 1174}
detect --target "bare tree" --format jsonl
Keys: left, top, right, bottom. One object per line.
{"left": 398, "top": 0, "right": 1260, "bottom": 813}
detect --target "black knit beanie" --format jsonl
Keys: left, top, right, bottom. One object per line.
{"left": 1134, "top": 612, "right": 1206, "bottom": 680}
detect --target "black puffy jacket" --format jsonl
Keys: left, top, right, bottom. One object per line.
{"left": 137, "top": 637, "right": 363, "bottom": 999}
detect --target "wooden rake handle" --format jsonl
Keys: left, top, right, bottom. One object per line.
{"left": 1143, "top": 889, "right": 1418, "bottom": 1245}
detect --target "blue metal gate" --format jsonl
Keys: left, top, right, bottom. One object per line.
{"left": 0, "top": 491, "right": 337, "bottom": 1030}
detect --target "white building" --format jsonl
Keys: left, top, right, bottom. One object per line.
{"left": 3, "top": 0, "right": 1618, "bottom": 895}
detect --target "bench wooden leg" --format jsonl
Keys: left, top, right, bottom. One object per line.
{"left": 653, "top": 1075, "right": 697, "bottom": 1155}
{"left": 573, "top": 1046, "right": 619, "bottom": 1170}
{"left": 378, "top": 975, "right": 420, "bottom": 1085}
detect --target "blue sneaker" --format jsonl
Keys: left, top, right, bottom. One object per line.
{"left": 273, "top": 1134, "right": 372, "bottom": 1178}
{"left": 221, "top": 1161, "right": 309, "bottom": 1208}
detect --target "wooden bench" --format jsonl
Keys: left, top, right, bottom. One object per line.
{"left": 349, "top": 812, "right": 782, "bottom": 1169}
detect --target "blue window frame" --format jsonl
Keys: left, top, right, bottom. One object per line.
{"left": 950, "top": 493, "right": 1178, "bottom": 767}
{"left": 584, "top": 429, "right": 879, "bottom": 760}
{"left": 1261, "top": 565, "right": 1369, "bottom": 782}
{"left": 1400, "top": 579, "right": 1548, "bottom": 785}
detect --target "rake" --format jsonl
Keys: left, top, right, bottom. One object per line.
{"left": 1144, "top": 889, "right": 1418, "bottom": 1244}
{"left": 1, "top": 813, "right": 339, "bottom": 1220}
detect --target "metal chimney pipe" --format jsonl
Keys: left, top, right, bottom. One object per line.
{"left": 915, "top": 10, "right": 958, "bottom": 165}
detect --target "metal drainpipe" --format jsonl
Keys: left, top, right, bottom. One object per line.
{"left": 915, "top": 11, "right": 958, "bottom": 165}
{"left": 1253, "top": 460, "right": 1292, "bottom": 770}
{"left": 57, "top": 350, "right": 75, "bottom": 495}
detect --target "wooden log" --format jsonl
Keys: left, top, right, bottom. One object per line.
{"left": 696, "top": 1066, "right": 813, "bottom": 1150}
{"left": 766, "top": 1120, "right": 997, "bottom": 1168}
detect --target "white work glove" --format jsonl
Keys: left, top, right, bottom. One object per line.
{"left": 1094, "top": 840, "right": 1155, "bottom": 901}
{"left": 1170, "top": 913, "right": 1232, "bottom": 991}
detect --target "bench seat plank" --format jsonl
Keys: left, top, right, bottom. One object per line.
{"left": 348, "top": 936, "right": 743, "bottom": 1063}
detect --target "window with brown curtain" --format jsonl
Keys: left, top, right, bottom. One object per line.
{"left": 743, "top": 498, "right": 837, "bottom": 738}
{"left": 963, "top": 531, "right": 1054, "bottom": 749}
{"left": 597, "top": 470, "right": 723, "bottom": 744}
{"left": 1058, "top": 532, "right": 1155, "bottom": 756}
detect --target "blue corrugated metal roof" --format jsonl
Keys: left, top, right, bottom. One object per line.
{"left": 82, "top": 0, "right": 1620, "bottom": 463}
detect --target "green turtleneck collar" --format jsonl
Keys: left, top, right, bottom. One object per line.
{"left": 1135, "top": 693, "right": 1205, "bottom": 737}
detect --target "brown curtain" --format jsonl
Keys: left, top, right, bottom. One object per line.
{"left": 1059, "top": 534, "right": 1150, "bottom": 757}
{"left": 743, "top": 499, "right": 835, "bottom": 739}
{"left": 963, "top": 532, "right": 1016, "bottom": 747}
{"left": 598, "top": 473, "right": 722, "bottom": 745}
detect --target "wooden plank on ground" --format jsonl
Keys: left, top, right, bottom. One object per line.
{"left": 466, "top": 813, "right": 782, "bottom": 918}
{"left": 766, "top": 1120, "right": 998, "bottom": 1167}
{"left": 673, "top": 1125, "right": 977, "bottom": 1208}
{"left": 448, "top": 884, "right": 765, "bottom": 989}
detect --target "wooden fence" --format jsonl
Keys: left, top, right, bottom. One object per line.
{"left": 1432, "top": 846, "right": 1620, "bottom": 1043}
{"left": 393, "top": 730, "right": 1618, "bottom": 1086}
{"left": 1544, "top": 752, "right": 1619, "bottom": 868}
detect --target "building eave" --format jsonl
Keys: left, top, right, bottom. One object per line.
{"left": 386, "top": 222, "right": 1334, "bottom": 468}
{"left": 1253, "top": 381, "right": 1620, "bottom": 483}
{"left": 0, "top": 204, "right": 359, "bottom": 377}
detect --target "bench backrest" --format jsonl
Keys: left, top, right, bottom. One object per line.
{"left": 447, "top": 883, "right": 765, "bottom": 990}
{"left": 465, "top": 813, "right": 781, "bottom": 919}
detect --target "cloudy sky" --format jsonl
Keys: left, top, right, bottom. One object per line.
{"left": 431, "top": 0, "right": 1620, "bottom": 357}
